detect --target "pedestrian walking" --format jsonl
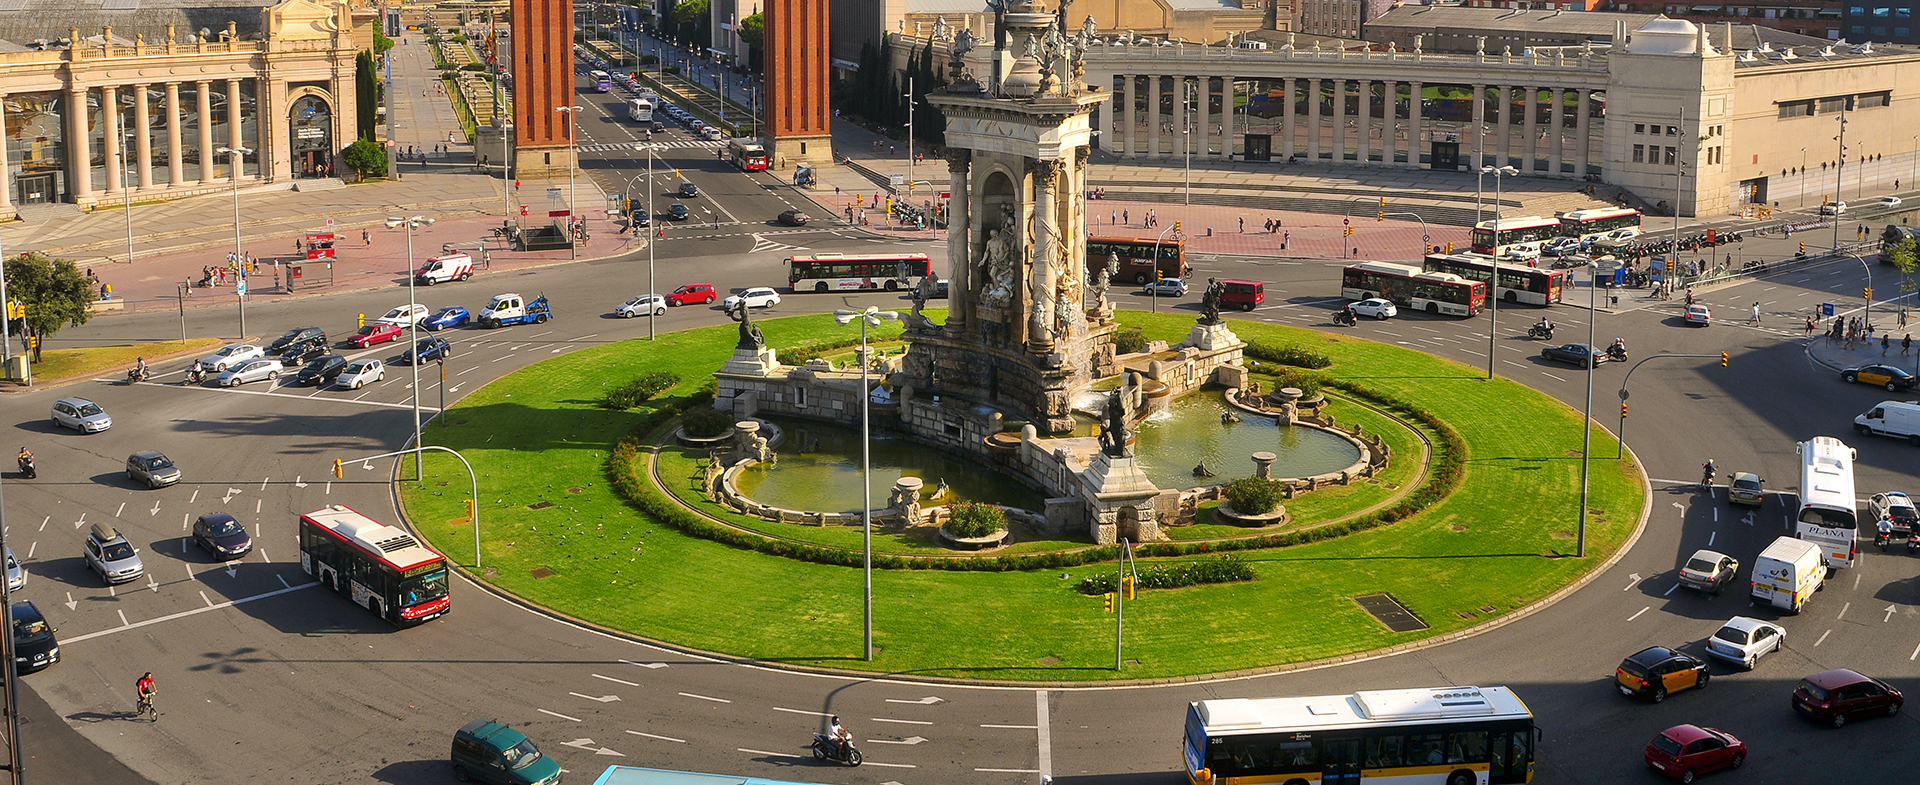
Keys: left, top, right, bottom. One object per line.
{"left": 1281, "top": 230, "right": 1289, "bottom": 249}
{"left": 1901, "top": 307, "right": 1909, "bottom": 328}
{"left": 1883, "top": 334, "right": 1891, "bottom": 356}
{"left": 363, "top": 229, "right": 371, "bottom": 246}
{"left": 1123, "top": 209, "right": 1129, "bottom": 226}
{"left": 1904, "top": 334, "right": 1912, "bottom": 356}
{"left": 1239, "top": 217, "right": 1244, "bottom": 233}
{"left": 1750, "top": 302, "right": 1760, "bottom": 323}
{"left": 1110, "top": 210, "right": 1116, "bottom": 226}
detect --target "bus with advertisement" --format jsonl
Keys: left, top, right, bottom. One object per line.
{"left": 788, "top": 252, "right": 932, "bottom": 292}
{"left": 726, "top": 139, "right": 770, "bottom": 171}
{"left": 1422, "top": 253, "right": 1569, "bottom": 305}
{"left": 1558, "top": 207, "right": 1642, "bottom": 239}
{"left": 1342, "top": 261, "right": 1487, "bottom": 316}
{"left": 1184, "top": 685, "right": 1538, "bottom": 785}
{"left": 1086, "top": 236, "right": 1188, "bottom": 286}
{"left": 590, "top": 69, "right": 613, "bottom": 92}
{"left": 297, "top": 505, "right": 451, "bottom": 626}
{"left": 1469, "top": 216, "right": 1562, "bottom": 255}
{"left": 1795, "top": 436, "right": 1859, "bottom": 570}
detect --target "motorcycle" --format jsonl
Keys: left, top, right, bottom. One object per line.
{"left": 1876, "top": 528, "right": 1892, "bottom": 551}
{"left": 1606, "top": 345, "right": 1628, "bottom": 363}
{"left": 184, "top": 362, "right": 205, "bottom": 385}
{"left": 1333, "top": 310, "right": 1358, "bottom": 327}
{"left": 126, "top": 366, "right": 149, "bottom": 384}
{"left": 1907, "top": 534, "right": 1919, "bottom": 555}
{"left": 16, "top": 455, "right": 34, "bottom": 479}
{"left": 1527, "top": 323, "right": 1555, "bottom": 340}
{"left": 1701, "top": 464, "right": 1716, "bottom": 492}
{"left": 811, "top": 733, "right": 863, "bottom": 766}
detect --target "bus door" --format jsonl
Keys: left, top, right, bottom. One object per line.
{"left": 1488, "top": 728, "right": 1533, "bottom": 784}
{"left": 1320, "top": 737, "right": 1361, "bottom": 785}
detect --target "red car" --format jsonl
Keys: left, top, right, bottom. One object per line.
{"left": 666, "top": 283, "right": 717, "bottom": 306}
{"left": 1644, "top": 724, "right": 1746, "bottom": 782}
{"left": 1792, "top": 668, "right": 1904, "bottom": 727}
{"left": 350, "top": 322, "right": 404, "bottom": 348}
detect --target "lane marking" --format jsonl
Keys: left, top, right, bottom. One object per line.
{"left": 1036, "top": 689, "right": 1053, "bottom": 783}
{"left": 1837, "top": 602, "right": 1851, "bottom": 621}
{"left": 679, "top": 691, "right": 730, "bottom": 703}
{"left": 737, "top": 748, "right": 800, "bottom": 759}
{"left": 593, "top": 674, "right": 640, "bottom": 687}
{"left": 1628, "top": 606, "right": 1651, "bottom": 621}
{"left": 1815, "top": 629, "right": 1833, "bottom": 647}
{"left": 977, "top": 768, "right": 1042, "bottom": 774}
{"left": 773, "top": 707, "right": 830, "bottom": 717}
{"left": 539, "top": 709, "right": 583, "bottom": 722}
{"left": 624, "top": 730, "right": 686, "bottom": 743}
{"left": 1663, "top": 583, "right": 1678, "bottom": 597}
{"left": 870, "top": 717, "right": 933, "bottom": 725}
{"left": 61, "top": 580, "right": 318, "bottom": 644}
{"left": 982, "top": 724, "right": 1039, "bottom": 729}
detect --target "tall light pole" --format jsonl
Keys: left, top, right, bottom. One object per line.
{"left": 836, "top": 305, "right": 899, "bottom": 662}
{"left": 1577, "top": 260, "right": 1598, "bottom": 558}
{"left": 647, "top": 149, "right": 659, "bottom": 340}
{"left": 0, "top": 452, "right": 21, "bottom": 785}
{"left": 123, "top": 126, "right": 136, "bottom": 267}
{"left": 218, "top": 146, "right": 252, "bottom": 338}
{"left": 903, "top": 76, "right": 915, "bottom": 199}
{"left": 1801, "top": 146, "right": 1809, "bottom": 208}
{"left": 556, "top": 105, "right": 583, "bottom": 259}
{"left": 1833, "top": 108, "right": 1848, "bottom": 251}
{"left": 387, "top": 215, "right": 435, "bottom": 481}
{"left": 1847, "top": 252, "right": 1874, "bottom": 329}
{"left": 1480, "top": 164, "right": 1517, "bottom": 380}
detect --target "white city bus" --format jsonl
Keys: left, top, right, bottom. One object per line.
{"left": 1795, "top": 436, "right": 1858, "bottom": 570}
{"left": 627, "top": 97, "right": 654, "bottom": 123}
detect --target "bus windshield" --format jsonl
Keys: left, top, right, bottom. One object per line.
{"left": 399, "top": 567, "right": 451, "bottom": 606}
{"left": 1797, "top": 506, "right": 1856, "bottom": 529}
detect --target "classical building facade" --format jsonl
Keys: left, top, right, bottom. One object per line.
{"left": 0, "top": 0, "right": 366, "bottom": 219}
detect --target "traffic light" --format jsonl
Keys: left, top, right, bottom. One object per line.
{"left": 521, "top": 204, "right": 529, "bottom": 217}
{"left": 1799, "top": 241, "right": 1806, "bottom": 254}
{"left": 1378, "top": 210, "right": 1384, "bottom": 222}
{"left": 1621, "top": 402, "right": 1628, "bottom": 418}
{"left": 1174, "top": 220, "right": 1182, "bottom": 234}
{"left": 1721, "top": 351, "right": 1729, "bottom": 368}
{"left": 1122, "top": 575, "right": 1136, "bottom": 600}
{"left": 333, "top": 459, "right": 344, "bottom": 478}
{"left": 1344, "top": 225, "right": 1354, "bottom": 237}
{"left": 1444, "top": 242, "right": 1454, "bottom": 253}
{"left": 1102, "top": 592, "right": 1115, "bottom": 613}
{"left": 465, "top": 499, "right": 477, "bottom": 519}
{"left": 1864, "top": 287, "right": 1873, "bottom": 300}
{"left": 357, "top": 313, "right": 366, "bottom": 328}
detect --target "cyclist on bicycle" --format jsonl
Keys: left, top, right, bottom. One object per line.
{"left": 136, "top": 672, "right": 156, "bottom": 709}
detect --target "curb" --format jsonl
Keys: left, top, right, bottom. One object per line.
{"left": 0, "top": 338, "right": 234, "bottom": 396}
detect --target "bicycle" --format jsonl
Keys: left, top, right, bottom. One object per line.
{"left": 136, "top": 691, "right": 157, "bottom": 721}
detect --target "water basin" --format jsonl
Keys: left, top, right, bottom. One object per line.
{"left": 733, "top": 418, "right": 1047, "bottom": 513}
{"left": 1132, "top": 395, "right": 1361, "bottom": 490}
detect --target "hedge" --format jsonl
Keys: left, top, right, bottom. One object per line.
{"left": 1244, "top": 340, "right": 1333, "bottom": 369}
{"left": 1075, "top": 555, "right": 1254, "bottom": 594}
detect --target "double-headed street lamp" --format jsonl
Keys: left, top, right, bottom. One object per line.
{"left": 1480, "top": 164, "right": 1518, "bottom": 379}
{"left": 835, "top": 305, "right": 899, "bottom": 662}
{"left": 556, "top": 105, "right": 584, "bottom": 259}
{"left": 386, "top": 215, "right": 436, "bottom": 480}
{"left": 1577, "top": 260, "right": 1600, "bottom": 559}
{"left": 218, "top": 146, "right": 253, "bottom": 338}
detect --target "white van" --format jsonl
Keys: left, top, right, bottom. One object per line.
{"left": 414, "top": 253, "right": 473, "bottom": 286}
{"left": 1854, "top": 400, "right": 1920, "bottom": 446}
{"left": 1750, "top": 536, "right": 1825, "bottom": 613}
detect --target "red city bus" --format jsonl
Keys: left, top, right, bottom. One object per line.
{"left": 298, "top": 505, "right": 451, "bottom": 626}
{"left": 1086, "top": 236, "right": 1187, "bottom": 285}
{"left": 726, "top": 139, "right": 769, "bottom": 171}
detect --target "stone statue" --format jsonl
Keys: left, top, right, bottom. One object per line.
{"left": 932, "top": 478, "right": 951, "bottom": 501}
{"left": 981, "top": 228, "right": 1015, "bottom": 307}
{"left": 1199, "top": 277, "right": 1226, "bottom": 325}
{"left": 1029, "top": 296, "right": 1050, "bottom": 344}
{"left": 1079, "top": 14, "right": 1099, "bottom": 46}
{"left": 1090, "top": 252, "right": 1118, "bottom": 308}
{"left": 1098, "top": 388, "right": 1132, "bottom": 458}
{"left": 932, "top": 15, "right": 949, "bottom": 42}
{"left": 950, "top": 28, "right": 981, "bottom": 90}
{"left": 1022, "top": 32, "right": 1039, "bottom": 61}
{"left": 730, "top": 299, "right": 766, "bottom": 351}
{"left": 907, "top": 275, "right": 938, "bottom": 331}
{"left": 1053, "top": 280, "right": 1077, "bottom": 334}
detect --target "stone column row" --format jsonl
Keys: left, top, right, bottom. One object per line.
{"left": 75, "top": 79, "right": 261, "bottom": 198}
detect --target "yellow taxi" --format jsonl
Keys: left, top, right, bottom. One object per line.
{"left": 1842, "top": 363, "right": 1918, "bottom": 391}
{"left": 1616, "top": 646, "right": 1710, "bottom": 703}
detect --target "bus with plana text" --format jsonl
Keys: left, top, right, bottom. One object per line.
{"left": 1086, "top": 236, "right": 1188, "bottom": 286}
{"left": 298, "top": 505, "right": 451, "bottom": 626}
{"left": 788, "top": 252, "right": 931, "bottom": 292}
{"left": 1422, "top": 253, "right": 1569, "bottom": 305}
{"left": 1795, "top": 436, "right": 1859, "bottom": 570}
{"left": 1558, "top": 207, "right": 1641, "bottom": 240}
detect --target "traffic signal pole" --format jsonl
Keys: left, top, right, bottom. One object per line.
{"left": 336, "top": 446, "right": 480, "bottom": 568}
{"left": 1614, "top": 353, "right": 1732, "bottom": 460}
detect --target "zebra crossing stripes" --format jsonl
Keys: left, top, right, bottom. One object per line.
{"left": 575, "top": 140, "right": 721, "bottom": 153}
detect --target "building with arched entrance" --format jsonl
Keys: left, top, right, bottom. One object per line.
{"left": 0, "top": 0, "right": 367, "bottom": 219}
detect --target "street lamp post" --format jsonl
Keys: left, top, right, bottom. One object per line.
{"left": 904, "top": 76, "right": 916, "bottom": 199}
{"left": 1151, "top": 223, "right": 1180, "bottom": 314}
{"left": 386, "top": 215, "right": 436, "bottom": 481}
{"left": 648, "top": 149, "right": 659, "bottom": 339}
{"left": 1577, "top": 260, "right": 1598, "bottom": 559}
{"left": 556, "top": 106, "right": 584, "bottom": 259}
{"left": 1801, "top": 147, "right": 1808, "bottom": 208}
{"left": 1834, "top": 109, "right": 1849, "bottom": 251}
{"left": 835, "top": 305, "right": 899, "bottom": 662}
{"left": 343, "top": 446, "right": 480, "bottom": 567}
{"left": 123, "top": 127, "right": 136, "bottom": 267}
{"left": 1480, "top": 165, "right": 1517, "bottom": 379}
{"left": 1847, "top": 252, "right": 1874, "bottom": 329}
{"left": 1184, "top": 79, "right": 1193, "bottom": 205}
{"left": 218, "top": 146, "right": 252, "bottom": 338}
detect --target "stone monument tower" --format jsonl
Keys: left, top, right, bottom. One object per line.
{"left": 765, "top": 0, "right": 834, "bottom": 167}
{"left": 904, "top": 0, "right": 1114, "bottom": 435}
{"left": 510, "top": 0, "right": 576, "bottom": 179}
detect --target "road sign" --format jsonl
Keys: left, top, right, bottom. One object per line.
{"left": 325, "top": 218, "right": 335, "bottom": 227}
{"left": 236, "top": 279, "right": 247, "bottom": 296}
{"left": 546, "top": 187, "right": 563, "bottom": 201}
{"left": 1822, "top": 302, "right": 1834, "bottom": 316}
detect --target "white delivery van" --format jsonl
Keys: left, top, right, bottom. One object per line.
{"left": 1750, "top": 536, "right": 1825, "bottom": 613}
{"left": 1854, "top": 400, "right": 1920, "bottom": 446}
{"left": 414, "top": 253, "right": 474, "bottom": 286}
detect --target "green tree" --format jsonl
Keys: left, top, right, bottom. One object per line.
{"left": 668, "top": 0, "right": 711, "bottom": 50}
{"left": 355, "top": 50, "right": 379, "bottom": 140}
{"left": 341, "top": 138, "right": 388, "bottom": 180}
{"left": 1888, "top": 234, "right": 1918, "bottom": 313}
{"left": 737, "top": 12, "right": 764, "bottom": 72}
{"left": 4, "top": 252, "right": 94, "bottom": 352}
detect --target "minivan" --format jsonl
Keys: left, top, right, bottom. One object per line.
{"left": 452, "top": 719, "right": 563, "bottom": 785}
{"left": 1220, "top": 279, "right": 1265, "bottom": 311}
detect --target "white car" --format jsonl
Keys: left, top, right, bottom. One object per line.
{"left": 1704, "top": 616, "right": 1786, "bottom": 669}
{"left": 216, "top": 358, "right": 284, "bottom": 387}
{"left": 1592, "top": 228, "right": 1642, "bottom": 248}
{"left": 199, "top": 343, "right": 264, "bottom": 372}
{"left": 375, "top": 304, "right": 431, "bottom": 327}
{"left": 722, "top": 287, "right": 782, "bottom": 311}
{"left": 617, "top": 295, "right": 666, "bottom": 318}
{"left": 1878, "top": 196, "right": 1903, "bottom": 209}
{"left": 1820, "top": 201, "right": 1848, "bottom": 216}
{"left": 700, "top": 127, "right": 726, "bottom": 141}
{"left": 336, "top": 359, "right": 386, "bottom": 390}
{"left": 1349, "top": 298, "right": 1398, "bottom": 320}
{"left": 1499, "top": 243, "right": 1541, "bottom": 263}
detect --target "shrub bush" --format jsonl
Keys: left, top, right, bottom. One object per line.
{"left": 602, "top": 371, "right": 680, "bottom": 410}
{"left": 682, "top": 406, "right": 736, "bottom": 438}
{"left": 1263, "top": 367, "right": 1323, "bottom": 398}
{"left": 1222, "top": 477, "right": 1284, "bottom": 515}
{"left": 640, "top": 55, "right": 660, "bottom": 65}
{"left": 460, "top": 63, "right": 487, "bottom": 72}
{"left": 944, "top": 501, "right": 1007, "bottom": 538}
{"left": 1244, "top": 340, "right": 1332, "bottom": 369}
{"left": 687, "top": 380, "right": 717, "bottom": 409}
{"left": 1113, "top": 326, "right": 1146, "bottom": 354}
{"left": 1077, "top": 555, "right": 1254, "bottom": 594}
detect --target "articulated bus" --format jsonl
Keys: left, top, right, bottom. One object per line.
{"left": 1184, "top": 685, "right": 1538, "bottom": 785}
{"left": 590, "top": 69, "right": 613, "bottom": 92}
{"left": 1558, "top": 207, "right": 1642, "bottom": 239}
{"left": 627, "top": 97, "right": 654, "bottom": 123}
{"left": 727, "top": 138, "right": 770, "bottom": 171}
{"left": 1342, "top": 262, "right": 1487, "bottom": 316}
{"left": 298, "top": 505, "right": 451, "bottom": 625}
{"left": 788, "top": 252, "right": 931, "bottom": 292}
{"left": 1422, "top": 253, "right": 1569, "bottom": 305}
{"left": 1469, "top": 216, "right": 1562, "bottom": 255}
{"left": 1086, "top": 236, "right": 1188, "bottom": 285}
{"left": 1795, "top": 436, "right": 1859, "bottom": 570}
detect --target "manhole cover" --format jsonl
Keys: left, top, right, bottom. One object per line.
{"left": 528, "top": 501, "right": 554, "bottom": 510}
{"left": 530, "top": 567, "right": 555, "bottom": 579}
{"left": 567, "top": 487, "right": 583, "bottom": 494}
{"left": 1355, "top": 593, "right": 1428, "bottom": 632}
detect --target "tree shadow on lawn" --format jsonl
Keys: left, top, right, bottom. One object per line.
{"left": 1232, "top": 551, "right": 1562, "bottom": 563}
{"left": 424, "top": 400, "right": 668, "bottom": 454}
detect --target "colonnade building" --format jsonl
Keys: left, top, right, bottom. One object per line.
{"left": 0, "top": 0, "right": 366, "bottom": 221}
{"left": 1063, "top": 17, "right": 1920, "bottom": 216}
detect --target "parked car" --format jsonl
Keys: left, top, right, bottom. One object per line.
{"left": 295, "top": 355, "right": 349, "bottom": 386}
{"left": 376, "top": 304, "right": 431, "bottom": 327}
{"left": 125, "top": 451, "right": 181, "bottom": 489}
{"left": 337, "top": 359, "right": 386, "bottom": 390}
{"left": 1684, "top": 304, "right": 1712, "bottom": 326}
{"left": 451, "top": 719, "right": 563, "bottom": 785}
{"left": 1349, "top": 297, "right": 1398, "bottom": 320}
{"left": 666, "top": 283, "right": 717, "bottom": 306}
{"left": 217, "top": 358, "right": 284, "bottom": 387}
{"left": 9, "top": 601, "right": 59, "bottom": 673}
{"left": 700, "top": 127, "right": 726, "bottom": 141}
{"left": 5, "top": 546, "right": 25, "bottom": 592}
{"left": 667, "top": 203, "right": 690, "bottom": 221}
{"left": 1219, "top": 279, "right": 1265, "bottom": 311}
{"left": 199, "top": 343, "right": 264, "bottom": 373}
{"left": 1727, "top": 472, "right": 1766, "bottom": 506}
{"left": 1793, "top": 668, "right": 1903, "bottom": 727}
{"left": 616, "top": 295, "right": 666, "bottom": 318}
{"left": 1868, "top": 491, "right": 1919, "bottom": 535}
{"left": 425, "top": 306, "right": 471, "bottom": 331}
{"left": 1644, "top": 724, "right": 1746, "bottom": 783}
{"left": 351, "top": 323, "right": 405, "bottom": 348}
{"left": 192, "top": 513, "right": 254, "bottom": 560}
{"left": 1542, "top": 343, "right": 1605, "bottom": 368}
{"left": 1704, "top": 616, "right": 1786, "bottom": 669}
{"left": 1143, "top": 278, "right": 1188, "bottom": 297}
{"left": 1615, "top": 646, "right": 1710, "bottom": 702}
{"left": 777, "top": 209, "right": 810, "bottom": 226}
{"left": 83, "top": 522, "right": 145, "bottom": 584}
{"left": 1841, "top": 363, "right": 1917, "bottom": 391}
{"left": 722, "top": 287, "right": 782, "bottom": 310}
{"left": 677, "top": 182, "right": 700, "bottom": 198}
{"left": 1677, "top": 548, "right": 1739, "bottom": 595}
{"left": 1593, "top": 228, "right": 1643, "bottom": 248}
{"left": 50, "top": 397, "right": 112, "bottom": 433}
{"left": 397, "top": 337, "right": 453, "bottom": 365}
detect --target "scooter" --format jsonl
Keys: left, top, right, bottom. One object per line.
{"left": 184, "top": 362, "right": 205, "bottom": 385}
{"left": 126, "top": 366, "right": 149, "bottom": 384}
{"left": 1333, "top": 310, "right": 1358, "bottom": 327}
{"left": 1606, "top": 345, "right": 1628, "bottom": 363}
{"left": 1877, "top": 528, "right": 1892, "bottom": 551}
{"left": 1527, "top": 323, "right": 1555, "bottom": 340}
{"left": 811, "top": 733, "right": 863, "bottom": 766}
{"left": 1907, "top": 533, "right": 1918, "bottom": 555}
{"left": 16, "top": 455, "right": 34, "bottom": 479}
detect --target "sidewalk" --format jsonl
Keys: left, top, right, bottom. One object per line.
{"left": 1805, "top": 312, "right": 1920, "bottom": 372}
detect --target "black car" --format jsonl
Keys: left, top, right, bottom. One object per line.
{"left": 1542, "top": 342, "right": 1606, "bottom": 368}
{"left": 268, "top": 327, "right": 326, "bottom": 355}
{"left": 1615, "top": 646, "right": 1710, "bottom": 702}
{"left": 667, "top": 203, "right": 690, "bottom": 221}
{"left": 399, "top": 337, "right": 452, "bottom": 365}
{"left": 192, "top": 513, "right": 253, "bottom": 560}
{"left": 279, "top": 342, "right": 328, "bottom": 366}
{"left": 295, "top": 355, "right": 348, "bottom": 386}
{"left": 630, "top": 208, "right": 651, "bottom": 228}
{"left": 678, "top": 182, "right": 700, "bottom": 198}
{"left": 11, "top": 601, "right": 59, "bottom": 673}
{"left": 650, "top": 121, "right": 665, "bottom": 132}
{"left": 777, "top": 209, "right": 810, "bottom": 227}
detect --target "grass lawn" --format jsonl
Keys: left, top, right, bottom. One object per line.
{"left": 399, "top": 310, "right": 1643, "bottom": 681}
{"left": 27, "top": 338, "right": 224, "bottom": 384}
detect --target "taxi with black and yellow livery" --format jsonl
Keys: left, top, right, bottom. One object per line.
{"left": 1841, "top": 363, "right": 1918, "bottom": 391}
{"left": 1616, "top": 646, "right": 1711, "bottom": 703}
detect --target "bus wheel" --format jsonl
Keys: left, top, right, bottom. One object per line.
{"left": 1504, "top": 290, "right": 1518, "bottom": 303}
{"left": 885, "top": 280, "right": 899, "bottom": 291}
{"left": 815, "top": 282, "right": 829, "bottom": 293}
{"left": 1426, "top": 303, "right": 1439, "bottom": 314}
{"left": 1134, "top": 273, "right": 1149, "bottom": 285}
{"left": 1447, "top": 772, "right": 1475, "bottom": 785}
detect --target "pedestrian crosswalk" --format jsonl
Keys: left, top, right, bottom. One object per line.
{"left": 749, "top": 233, "right": 808, "bottom": 254}
{"left": 575, "top": 140, "right": 721, "bottom": 154}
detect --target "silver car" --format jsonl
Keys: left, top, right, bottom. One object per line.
{"left": 5, "top": 546, "right": 24, "bottom": 592}
{"left": 1705, "top": 616, "right": 1786, "bottom": 669}
{"left": 336, "top": 359, "right": 386, "bottom": 390}
{"left": 199, "top": 343, "right": 264, "bottom": 372}
{"left": 616, "top": 295, "right": 666, "bottom": 318}
{"left": 82, "top": 523, "right": 144, "bottom": 585}
{"left": 125, "top": 450, "right": 181, "bottom": 489}
{"left": 51, "top": 397, "right": 113, "bottom": 433}
{"left": 217, "top": 358, "right": 284, "bottom": 387}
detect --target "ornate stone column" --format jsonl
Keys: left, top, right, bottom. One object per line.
{"left": 0, "top": 94, "right": 12, "bottom": 215}
{"left": 1496, "top": 85, "right": 1511, "bottom": 169}
{"left": 946, "top": 151, "right": 972, "bottom": 328}
{"left": 102, "top": 85, "right": 122, "bottom": 194}
{"left": 1281, "top": 77, "right": 1296, "bottom": 161}
{"left": 166, "top": 82, "right": 184, "bottom": 187}
{"left": 1307, "top": 78, "right": 1322, "bottom": 162}
{"left": 227, "top": 78, "right": 243, "bottom": 178}
{"left": 1575, "top": 89, "right": 1592, "bottom": 177}
{"left": 1470, "top": 83, "right": 1486, "bottom": 168}
{"left": 1382, "top": 80, "right": 1397, "bottom": 165}
{"left": 133, "top": 84, "right": 153, "bottom": 189}
{"left": 1027, "top": 160, "right": 1059, "bottom": 353}
{"left": 1122, "top": 75, "right": 1137, "bottom": 158}
{"left": 1357, "top": 79, "right": 1372, "bottom": 165}
{"left": 1408, "top": 82, "right": 1423, "bottom": 169}
{"left": 1147, "top": 75, "right": 1162, "bottom": 159}
{"left": 1196, "top": 77, "right": 1210, "bottom": 158}
{"left": 67, "top": 86, "right": 92, "bottom": 200}
{"left": 1521, "top": 85, "right": 1538, "bottom": 173}
{"left": 196, "top": 81, "right": 215, "bottom": 184}
{"left": 1549, "top": 88, "right": 1565, "bottom": 176}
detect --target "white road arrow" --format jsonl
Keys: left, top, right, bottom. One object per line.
{"left": 146, "top": 575, "right": 160, "bottom": 592}
{"left": 884, "top": 696, "right": 946, "bottom": 705}
{"left": 1623, "top": 573, "right": 1642, "bottom": 591}
{"left": 294, "top": 476, "right": 308, "bottom": 488}
{"left": 619, "top": 659, "right": 668, "bottom": 669}
{"left": 1742, "top": 511, "right": 1756, "bottom": 526}
{"left": 150, "top": 500, "right": 162, "bottom": 516}
{"left": 570, "top": 693, "right": 622, "bottom": 703}
{"left": 1887, "top": 604, "right": 1899, "bottom": 622}
{"left": 593, "top": 747, "right": 625, "bottom": 757}
{"left": 226, "top": 563, "right": 239, "bottom": 579}
{"left": 866, "top": 736, "right": 929, "bottom": 746}
{"left": 63, "top": 592, "right": 77, "bottom": 611}
{"left": 561, "top": 738, "right": 602, "bottom": 751}
{"left": 74, "top": 512, "right": 87, "bottom": 529}
{"left": 223, "top": 487, "right": 243, "bottom": 503}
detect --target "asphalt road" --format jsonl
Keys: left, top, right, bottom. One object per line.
{"left": 8, "top": 80, "right": 1920, "bottom": 784}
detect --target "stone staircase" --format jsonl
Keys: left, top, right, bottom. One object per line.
{"left": 292, "top": 178, "right": 346, "bottom": 192}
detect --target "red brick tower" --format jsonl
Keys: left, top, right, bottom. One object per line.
{"left": 511, "top": 0, "right": 576, "bottom": 179}
{"left": 764, "top": 0, "right": 833, "bottom": 167}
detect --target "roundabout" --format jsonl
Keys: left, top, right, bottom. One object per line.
{"left": 397, "top": 310, "right": 1645, "bottom": 682}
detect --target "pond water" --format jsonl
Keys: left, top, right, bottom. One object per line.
{"left": 731, "top": 418, "right": 1048, "bottom": 512}
{"left": 1131, "top": 395, "right": 1362, "bottom": 490}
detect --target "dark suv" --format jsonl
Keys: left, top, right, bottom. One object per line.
{"left": 296, "top": 355, "right": 348, "bottom": 386}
